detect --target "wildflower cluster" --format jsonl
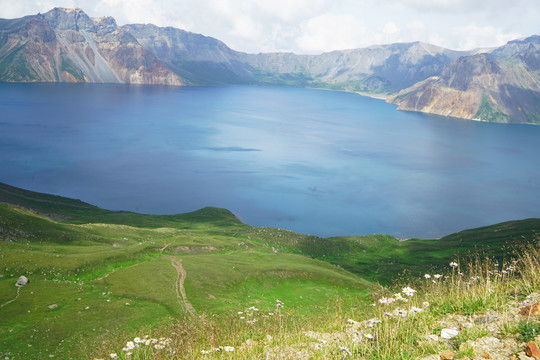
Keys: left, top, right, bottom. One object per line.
{"left": 238, "top": 300, "right": 286, "bottom": 325}
{"left": 424, "top": 273, "right": 443, "bottom": 282}
{"left": 200, "top": 346, "right": 235, "bottom": 355}
{"left": 116, "top": 335, "right": 173, "bottom": 357}
{"left": 377, "top": 286, "right": 418, "bottom": 306}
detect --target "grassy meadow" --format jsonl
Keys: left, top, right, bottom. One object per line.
{"left": 0, "top": 182, "right": 538, "bottom": 359}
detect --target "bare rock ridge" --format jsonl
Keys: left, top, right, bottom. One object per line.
{"left": 390, "top": 36, "right": 540, "bottom": 124}
{"left": 0, "top": 7, "right": 183, "bottom": 85}
{"left": 1, "top": 7, "right": 539, "bottom": 124}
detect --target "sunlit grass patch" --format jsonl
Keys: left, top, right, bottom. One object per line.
{"left": 93, "top": 237, "right": 539, "bottom": 359}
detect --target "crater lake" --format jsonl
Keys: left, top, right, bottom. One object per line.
{"left": 1, "top": 83, "right": 539, "bottom": 238}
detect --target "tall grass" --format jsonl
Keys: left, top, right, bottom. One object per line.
{"left": 93, "top": 238, "right": 539, "bottom": 360}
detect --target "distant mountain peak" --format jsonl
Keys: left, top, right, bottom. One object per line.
{"left": 41, "top": 7, "right": 96, "bottom": 32}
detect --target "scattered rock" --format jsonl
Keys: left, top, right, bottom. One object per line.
{"left": 441, "top": 328, "right": 459, "bottom": 339}
{"left": 460, "top": 336, "right": 518, "bottom": 360}
{"left": 520, "top": 303, "right": 540, "bottom": 317}
{"left": 474, "top": 315, "right": 499, "bottom": 324}
{"left": 482, "top": 352, "right": 491, "bottom": 358}
{"left": 526, "top": 342, "right": 540, "bottom": 358}
{"left": 15, "top": 275, "right": 29, "bottom": 287}
{"left": 440, "top": 349, "right": 454, "bottom": 359}
{"left": 421, "top": 355, "right": 440, "bottom": 360}
{"left": 48, "top": 304, "right": 58, "bottom": 310}
{"left": 517, "top": 351, "right": 534, "bottom": 360}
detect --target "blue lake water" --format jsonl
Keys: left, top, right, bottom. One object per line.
{"left": 1, "top": 83, "right": 539, "bottom": 238}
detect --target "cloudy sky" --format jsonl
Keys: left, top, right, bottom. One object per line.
{"left": 1, "top": 0, "right": 539, "bottom": 54}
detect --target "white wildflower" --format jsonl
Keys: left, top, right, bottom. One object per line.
{"left": 402, "top": 287, "right": 416, "bottom": 297}
{"left": 339, "top": 346, "right": 352, "bottom": 356}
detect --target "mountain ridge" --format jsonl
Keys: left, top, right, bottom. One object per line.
{"left": 390, "top": 35, "right": 540, "bottom": 124}
{"left": 1, "top": 7, "right": 539, "bottom": 123}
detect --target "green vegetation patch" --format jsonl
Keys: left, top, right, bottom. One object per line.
{"left": 1, "top": 183, "right": 539, "bottom": 359}
{"left": 474, "top": 94, "right": 508, "bottom": 122}
{"left": 60, "top": 53, "right": 85, "bottom": 81}
{"left": 0, "top": 42, "right": 37, "bottom": 81}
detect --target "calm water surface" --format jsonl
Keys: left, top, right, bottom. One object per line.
{"left": 1, "top": 83, "right": 539, "bottom": 238}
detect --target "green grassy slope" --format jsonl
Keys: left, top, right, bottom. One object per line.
{"left": 0, "top": 182, "right": 538, "bottom": 358}
{"left": 240, "top": 219, "right": 540, "bottom": 284}
{"left": 0, "top": 184, "right": 371, "bottom": 358}
{"left": 0, "top": 182, "right": 244, "bottom": 228}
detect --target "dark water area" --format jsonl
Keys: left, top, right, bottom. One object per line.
{"left": 1, "top": 82, "right": 539, "bottom": 238}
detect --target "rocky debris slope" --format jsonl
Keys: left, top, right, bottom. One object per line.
{"left": 0, "top": 8, "right": 182, "bottom": 85}
{"left": 420, "top": 293, "right": 540, "bottom": 360}
{"left": 125, "top": 22, "right": 466, "bottom": 91}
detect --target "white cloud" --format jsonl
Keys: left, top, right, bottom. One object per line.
{"left": 0, "top": 0, "right": 538, "bottom": 54}
{"left": 383, "top": 22, "right": 399, "bottom": 35}
{"left": 296, "top": 14, "right": 368, "bottom": 53}
{"left": 252, "top": 0, "right": 329, "bottom": 21}
{"left": 229, "top": 15, "right": 261, "bottom": 40}
{"left": 406, "top": 20, "right": 426, "bottom": 31}
{"left": 451, "top": 24, "right": 523, "bottom": 50}
{"left": 396, "top": 0, "right": 523, "bottom": 14}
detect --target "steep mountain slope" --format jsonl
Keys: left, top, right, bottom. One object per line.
{"left": 124, "top": 22, "right": 465, "bottom": 92}
{"left": 0, "top": 8, "right": 182, "bottom": 85}
{"left": 0, "top": 8, "right": 465, "bottom": 92}
{"left": 390, "top": 36, "right": 540, "bottom": 124}
{"left": 1, "top": 8, "right": 539, "bottom": 123}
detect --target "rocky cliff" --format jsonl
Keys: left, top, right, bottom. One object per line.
{"left": 390, "top": 36, "right": 540, "bottom": 124}
{"left": 0, "top": 8, "right": 182, "bottom": 85}
{"left": 124, "top": 23, "right": 466, "bottom": 92}
{"left": 1, "top": 8, "right": 539, "bottom": 123}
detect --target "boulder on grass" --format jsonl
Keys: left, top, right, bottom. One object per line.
{"left": 15, "top": 275, "right": 29, "bottom": 287}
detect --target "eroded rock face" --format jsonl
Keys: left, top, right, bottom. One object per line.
{"left": 0, "top": 7, "right": 182, "bottom": 85}
{"left": 41, "top": 8, "right": 96, "bottom": 32}
{"left": 389, "top": 37, "right": 540, "bottom": 124}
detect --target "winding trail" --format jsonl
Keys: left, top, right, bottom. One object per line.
{"left": 159, "top": 243, "right": 170, "bottom": 253}
{"left": 168, "top": 256, "right": 197, "bottom": 316}
{"left": 93, "top": 262, "right": 141, "bottom": 282}
{"left": 0, "top": 287, "right": 20, "bottom": 308}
